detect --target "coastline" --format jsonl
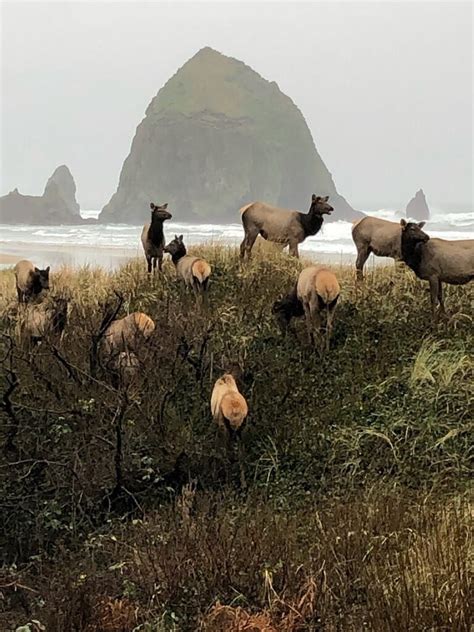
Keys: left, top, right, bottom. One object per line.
{"left": 0, "top": 240, "right": 363, "bottom": 270}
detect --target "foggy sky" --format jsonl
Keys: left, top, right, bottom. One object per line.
{"left": 1, "top": 1, "right": 472, "bottom": 211}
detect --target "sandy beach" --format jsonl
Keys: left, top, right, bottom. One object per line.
{"left": 0, "top": 242, "right": 141, "bottom": 269}
{"left": 0, "top": 240, "right": 363, "bottom": 271}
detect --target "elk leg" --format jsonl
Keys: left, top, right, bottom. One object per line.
{"left": 289, "top": 242, "right": 299, "bottom": 258}
{"left": 355, "top": 246, "right": 370, "bottom": 282}
{"left": 241, "top": 229, "right": 259, "bottom": 261}
{"left": 303, "top": 303, "right": 314, "bottom": 345}
{"left": 146, "top": 256, "right": 152, "bottom": 274}
{"left": 428, "top": 277, "right": 439, "bottom": 322}
{"left": 152, "top": 257, "right": 157, "bottom": 273}
{"left": 158, "top": 253, "right": 163, "bottom": 272}
{"left": 438, "top": 280, "right": 446, "bottom": 318}
{"left": 312, "top": 309, "right": 323, "bottom": 351}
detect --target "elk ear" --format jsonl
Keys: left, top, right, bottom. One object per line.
{"left": 34, "top": 267, "right": 40, "bottom": 274}
{"left": 178, "top": 234, "right": 183, "bottom": 241}
{"left": 45, "top": 266, "right": 50, "bottom": 274}
{"left": 174, "top": 234, "right": 178, "bottom": 240}
{"left": 400, "top": 219, "right": 407, "bottom": 229}
{"left": 323, "top": 195, "right": 329, "bottom": 202}
{"left": 418, "top": 221, "right": 426, "bottom": 228}
{"left": 150, "top": 203, "right": 155, "bottom": 210}
{"left": 311, "top": 194, "right": 317, "bottom": 202}
{"left": 162, "top": 203, "right": 168, "bottom": 209}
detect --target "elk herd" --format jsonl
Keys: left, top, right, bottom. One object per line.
{"left": 9, "top": 196, "right": 474, "bottom": 444}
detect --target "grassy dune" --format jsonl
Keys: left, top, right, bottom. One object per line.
{"left": 0, "top": 246, "right": 472, "bottom": 631}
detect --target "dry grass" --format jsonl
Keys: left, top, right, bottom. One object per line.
{"left": 0, "top": 246, "right": 472, "bottom": 630}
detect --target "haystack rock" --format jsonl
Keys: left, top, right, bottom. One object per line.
{"left": 0, "top": 165, "right": 84, "bottom": 224}
{"left": 100, "top": 47, "right": 362, "bottom": 223}
{"left": 406, "top": 188, "right": 430, "bottom": 221}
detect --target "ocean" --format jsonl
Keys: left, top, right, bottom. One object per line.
{"left": 0, "top": 207, "right": 472, "bottom": 270}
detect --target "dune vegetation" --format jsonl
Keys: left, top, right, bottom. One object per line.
{"left": 0, "top": 245, "right": 472, "bottom": 631}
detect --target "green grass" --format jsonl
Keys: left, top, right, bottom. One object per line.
{"left": 0, "top": 246, "right": 472, "bottom": 631}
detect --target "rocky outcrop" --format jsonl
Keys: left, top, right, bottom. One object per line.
{"left": 0, "top": 165, "right": 84, "bottom": 224}
{"left": 406, "top": 189, "right": 430, "bottom": 221}
{"left": 43, "top": 165, "right": 80, "bottom": 217}
{"left": 101, "top": 47, "right": 362, "bottom": 223}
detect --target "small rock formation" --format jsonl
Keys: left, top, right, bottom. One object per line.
{"left": 101, "top": 47, "right": 362, "bottom": 223}
{"left": 406, "top": 189, "right": 430, "bottom": 221}
{"left": 43, "top": 165, "right": 81, "bottom": 217}
{"left": 0, "top": 165, "right": 84, "bottom": 224}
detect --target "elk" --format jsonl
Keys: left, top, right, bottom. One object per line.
{"left": 141, "top": 202, "right": 172, "bottom": 273}
{"left": 211, "top": 373, "right": 248, "bottom": 440}
{"left": 239, "top": 194, "right": 333, "bottom": 260}
{"left": 99, "top": 311, "right": 155, "bottom": 388}
{"left": 399, "top": 220, "right": 474, "bottom": 321}
{"left": 272, "top": 285, "right": 305, "bottom": 335}
{"left": 351, "top": 216, "right": 403, "bottom": 281}
{"left": 164, "top": 235, "right": 211, "bottom": 305}
{"left": 101, "top": 312, "right": 155, "bottom": 360}
{"left": 14, "top": 260, "right": 50, "bottom": 303}
{"left": 296, "top": 266, "right": 340, "bottom": 350}
{"left": 18, "top": 297, "right": 68, "bottom": 347}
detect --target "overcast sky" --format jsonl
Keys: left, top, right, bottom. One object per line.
{"left": 1, "top": 1, "right": 472, "bottom": 210}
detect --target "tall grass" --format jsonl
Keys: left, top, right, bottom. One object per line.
{"left": 0, "top": 246, "right": 472, "bottom": 630}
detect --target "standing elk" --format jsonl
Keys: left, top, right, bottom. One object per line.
{"left": 297, "top": 266, "right": 340, "bottom": 350}
{"left": 164, "top": 235, "right": 211, "bottom": 306}
{"left": 399, "top": 219, "right": 474, "bottom": 321}
{"left": 239, "top": 194, "right": 333, "bottom": 260}
{"left": 14, "top": 259, "right": 50, "bottom": 303}
{"left": 211, "top": 373, "right": 248, "bottom": 440}
{"left": 351, "top": 216, "right": 403, "bottom": 281}
{"left": 141, "top": 202, "right": 172, "bottom": 273}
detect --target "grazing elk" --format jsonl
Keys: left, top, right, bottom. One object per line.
{"left": 102, "top": 312, "right": 155, "bottom": 360}
{"left": 272, "top": 285, "right": 305, "bottom": 335}
{"left": 164, "top": 235, "right": 211, "bottom": 305}
{"left": 18, "top": 297, "right": 68, "bottom": 347}
{"left": 99, "top": 312, "right": 155, "bottom": 386}
{"left": 14, "top": 259, "right": 50, "bottom": 303}
{"left": 239, "top": 194, "right": 333, "bottom": 260}
{"left": 141, "top": 202, "right": 172, "bottom": 273}
{"left": 211, "top": 373, "right": 248, "bottom": 440}
{"left": 297, "top": 266, "right": 340, "bottom": 350}
{"left": 399, "top": 220, "right": 474, "bottom": 321}
{"left": 351, "top": 216, "right": 403, "bottom": 281}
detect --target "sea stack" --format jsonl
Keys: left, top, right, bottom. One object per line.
{"left": 406, "top": 189, "right": 430, "bottom": 221}
{"left": 0, "top": 165, "right": 82, "bottom": 224}
{"left": 101, "top": 47, "right": 362, "bottom": 223}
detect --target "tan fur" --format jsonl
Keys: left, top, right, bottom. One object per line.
{"left": 416, "top": 238, "right": 474, "bottom": 283}
{"left": 102, "top": 312, "right": 155, "bottom": 357}
{"left": 352, "top": 216, "right": 402, "bottom": 280}
{"left": 14, "top": 260, "right": 35, "bottom": 291}
{"left": 297, "top": 266, "right": 340, "bottom": 350}
{"left": 175, "top": 255, "right": 211, "bottom": 286}
{"left": 242, "top": 202, "right": 303, "bottom": 244}
{"left": 17, "top": 298, "right": 67, "bottom": 345}
{"left": 239, "top": 203, "right": 254, "bottom": 215}
{"left": 211, "top": 374, "right": 248, "bottom": 432}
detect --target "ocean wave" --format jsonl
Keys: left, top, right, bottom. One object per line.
{"left": 1, "top": 208, "right": 472, "bottom": 258}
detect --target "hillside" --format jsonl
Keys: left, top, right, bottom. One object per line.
{"left": 0, "top": 248, "right": 472, "bottom": 629}
{"left": 101, "top": 47, "right": 361, "bottom": 223}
